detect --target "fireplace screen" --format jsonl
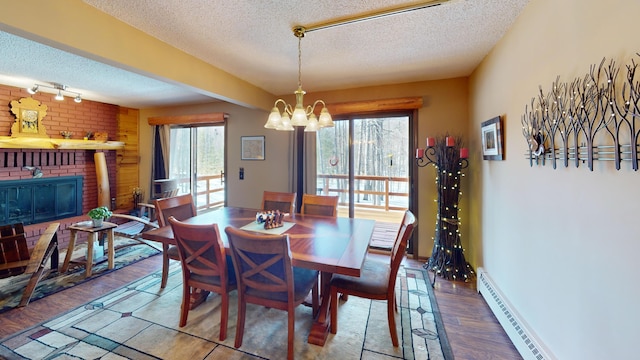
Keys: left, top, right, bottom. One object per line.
{"left": 0, "top": 176, "right": 83, "bottom": 226}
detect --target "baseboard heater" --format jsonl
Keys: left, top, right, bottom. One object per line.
{"left": 476, "top": 267, "right": 554, "bottom": 360}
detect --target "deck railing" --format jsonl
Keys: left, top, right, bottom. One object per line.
{"left": 175, "top": 173, "right": 225, "bottom": 212}
{"left": 175, "top": 173, "right": 409, "bottom": 214}
{"left": 317, "top": 174, "right": 409, "bottom": 212}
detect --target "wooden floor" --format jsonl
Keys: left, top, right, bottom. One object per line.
{"left": 0, "top": 254, "right": 522, "bottom": 359}
{"left": 404, "top": 258, "right": 522, "bottom": 360}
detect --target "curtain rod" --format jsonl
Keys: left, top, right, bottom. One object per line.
{"left": 302, "top": 0, "right": 450, "bottom": 33}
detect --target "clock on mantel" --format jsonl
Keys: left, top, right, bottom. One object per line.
{"left": 10, "top": 97, "right": 48, "bottom": 138}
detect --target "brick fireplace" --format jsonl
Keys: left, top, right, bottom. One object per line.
{"left": 1, "top": 83, "right": 121, "bottom": 250}
{"left": 0, "top": 149, "right": 117, "bottom": 249}
{"left": 0, "top": 175, "right": 84, "bottom": 226}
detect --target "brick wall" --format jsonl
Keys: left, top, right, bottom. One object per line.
{"left": 1, "top": 84, "right": 120, "bottom": 250}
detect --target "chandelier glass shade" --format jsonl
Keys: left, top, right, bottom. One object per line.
{"left": 264, "top": 26, "right": 333, "bottom": 132}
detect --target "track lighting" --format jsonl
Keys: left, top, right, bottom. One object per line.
{"left": 26, "top": 82, "right": 82, "bottom": 103}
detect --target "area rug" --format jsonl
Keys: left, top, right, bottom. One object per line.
{"left": 0, "top": 237, "right": 161, "bottom": 314}
{"left": 0, "top": 265, "right": 452, "bottom": 360}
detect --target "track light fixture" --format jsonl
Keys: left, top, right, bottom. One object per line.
{"left": 26, "top": 82, "right": 82, "bottom": 103}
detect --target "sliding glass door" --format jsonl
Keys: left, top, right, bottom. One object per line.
{"left": 315, "top": 114, "right": 410, "bottom": 221}
{"left": 169, "top": 125, "right": 225, "bottom": 212}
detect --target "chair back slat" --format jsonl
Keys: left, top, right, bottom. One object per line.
{"left": 225, "top": 227, "right": 293, "bottom": 296}
{"left": 389, "top": 210, "right": 417, "bottom": 283}
{"left": 168, "top": 216, "right": 228, "bottom": 279}
{"left": 0, "top": 223, "right": 30, "bottom": 278}
{"left": 301, "top": 194, "right": 338, "bottom": 217}
{"left": 155, "top": 194, "right": 197, "bottom": 227}
{"left": 262, "top": 191, "right": 296, "bottom": 214}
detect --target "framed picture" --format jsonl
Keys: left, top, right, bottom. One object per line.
{"left": 481, "top": 116, "right": 503, "bottom": 160}
{"left": 10, "top": 97, "right": 49, "bottom": 138}
{"left": 241, "top": 136, "right": 265, "bottom": 160}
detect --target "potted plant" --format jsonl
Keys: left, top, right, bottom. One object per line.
{"left": 87, "top": 206, "right": 112, "bottom": 227}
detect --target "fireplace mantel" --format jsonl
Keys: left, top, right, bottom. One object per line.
{"left": 0, "top": 136, "right": 124, "bottom": 150}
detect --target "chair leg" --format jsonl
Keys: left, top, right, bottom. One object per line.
{"left": 219, "top": 292, "right": 229, "bottom": 341}
{"left": 19, "top": 240, "right": 58, "bottom": 307}
{"left": 330, "top": 286, "right": 339, "bottom": 334}
{"left": 287, "top": 306, "right": 295, "bottom": 360}
{"left": 179, "top": 285, "right": 190, "bottom": 327}
{"left": 161, "top": 243, "right": 170, "bottom": 288}
{"left": 235, "top": 298, "right": 246, "bottom": 349}
{"left": 387, "top": 295, "right": 399, "bottom": 347}
{"left": 19, "top": 271, "right": 44, "bottom": 307}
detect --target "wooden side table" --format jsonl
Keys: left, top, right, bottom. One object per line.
{"left": 61, "top": 221, "right": 117, "bottom": 277}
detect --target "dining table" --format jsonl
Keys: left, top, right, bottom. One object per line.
{"left": 141, "top": 206, "right": 375, "bottom": 346}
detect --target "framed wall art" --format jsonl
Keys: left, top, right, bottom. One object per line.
{"left": 241, "top": 136, "right": 265, "bottom": 160}
{"left": 481, "top": 116, "right": 503, "bottom": 160}
{"left": 10, "top": 97, "right": 49, "bottom": 138}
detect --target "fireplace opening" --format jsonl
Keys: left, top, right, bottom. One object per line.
{"left": 0, "top": 176, "right": 83, "bottom": 226}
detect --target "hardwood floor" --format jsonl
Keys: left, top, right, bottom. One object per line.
{"left": 0, "top": 254, "right": 522, "bottom": 359}
{"left": 405, "top": 257, "right": 522, "bottom": 360}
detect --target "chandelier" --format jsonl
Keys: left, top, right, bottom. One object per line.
{"left": 263, "top": 26, "right": 333, "bottom": 132}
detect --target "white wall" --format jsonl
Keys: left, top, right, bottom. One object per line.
{"left": 470, "top": 0, "right": 640, "bottom": 358}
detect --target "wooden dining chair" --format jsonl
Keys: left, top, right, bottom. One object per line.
{"left": 329, "top": 210, "right": 416, "bottom": 347}
{"left": 154, "top": 193, "right": 197, "bottom": 288}
{"left": 261, "top": 191, "right": 296, "bottom": 214}
{"left": 0, "top": 222, "right": 60, "bottom": 307}
{"left": 224, "top": 226, "right": 318, "bottom": 360}
{"left": 168, "top": 216, "right": 236, "bottom": 341}
{"left": 300, "top": 194, "right": 339, "bottom": 217}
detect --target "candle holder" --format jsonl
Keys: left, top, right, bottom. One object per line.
{"left": 416, "top": 136, "right": 469, "bottom": 169}
{"left": 415, "top": 135, "right": 474, "bottom": 285}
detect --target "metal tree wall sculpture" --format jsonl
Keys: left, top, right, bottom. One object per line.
{"left": 522, "top": 54, "right": 640, "bottom": 170}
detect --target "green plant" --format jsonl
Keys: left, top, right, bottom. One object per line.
{"left": 88, "top": 206, "right": 112, "bottom": 220}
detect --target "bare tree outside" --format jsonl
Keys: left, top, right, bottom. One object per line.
{"left": 316, "top": 116, "right": 409, "bottom": 212}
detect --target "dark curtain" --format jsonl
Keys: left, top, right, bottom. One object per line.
{"left": 153, "top": 126, "right": 166, "bottom": 180}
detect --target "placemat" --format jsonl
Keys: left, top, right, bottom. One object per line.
{"left": 240, "top": 221, "right": 295, "bottom": 235}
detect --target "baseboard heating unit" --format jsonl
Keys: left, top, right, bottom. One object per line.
{"left": 476, "top": 267, "right": 554, "bottom": 360}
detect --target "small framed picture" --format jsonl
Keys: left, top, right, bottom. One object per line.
{"left": 481, "top": 116, "right": 503, "bottom": 160}
{"left": 241, "top": 136, "right": 265, "bottom": 160}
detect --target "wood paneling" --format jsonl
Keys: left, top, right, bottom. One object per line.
{"left": 147, "top": 112, "right": 228, "bottom": 126}
{"left": 116, "top": 108, "right": 140, "bottom": 210}
{"left": 328, "top": 97, "right": 423, "bottom": 117}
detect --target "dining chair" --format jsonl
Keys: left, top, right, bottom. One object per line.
{"left": 154, "top": 193, "right": 197, "bottom": 288}
{"left": 329, "top": 210, "right": 416, "bottom": 347}
{"left": 261, "top": 191, "right": 296, "bottom": 214}
{"left": 168, "top": 216, "right": 236, "bottom": 341}
{"left": 300, "top": 194, "right": 339, "bottom": 217}
{"left": 224, "top": 226, "right": 319, "bottom": 360}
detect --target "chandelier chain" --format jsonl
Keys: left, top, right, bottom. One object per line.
{"left": 297, "top": 33, "right": 302, "bottom": 88}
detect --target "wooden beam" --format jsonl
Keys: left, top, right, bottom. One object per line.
{"left": 327, "top": 97, "right": 423, "bottom": 117}
{"left": 148, "top": 113, "right": 229, "bottom": 126}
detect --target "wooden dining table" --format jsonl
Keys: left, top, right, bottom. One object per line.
{"left": 141, "top": 206, "right": 375, "bottom": 346}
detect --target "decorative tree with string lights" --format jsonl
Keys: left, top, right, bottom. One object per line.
{"left": 416, "top": 135, "right": 475, "bottom": 282}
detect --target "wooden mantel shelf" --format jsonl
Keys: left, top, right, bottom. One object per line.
{"left": 0, "top": 136, "right": 125, "bottom": 150}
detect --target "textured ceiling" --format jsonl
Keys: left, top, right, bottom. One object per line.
{"left": 0, "top": 0, "right": 529, "bottom": 108}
